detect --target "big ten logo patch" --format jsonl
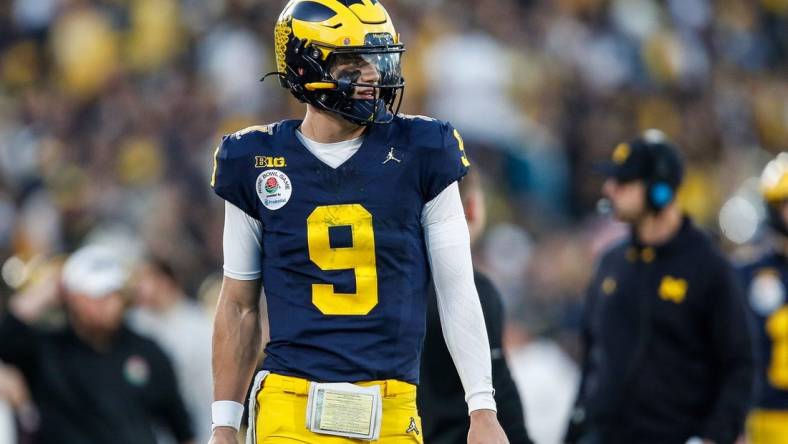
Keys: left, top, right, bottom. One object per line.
{"left": 256, "top": 156, "right": 287, "bottom": 168}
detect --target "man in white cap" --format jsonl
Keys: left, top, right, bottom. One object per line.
{"left": 0, "top": 245, "right": 195, "bottom": 444}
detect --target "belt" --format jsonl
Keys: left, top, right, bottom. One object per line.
{"left": 263, "top": 373, "right": 415, "bottom": 397}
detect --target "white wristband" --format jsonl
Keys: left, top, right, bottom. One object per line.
{"left": 211, "top": 400, "right": 244, "bottom": 431}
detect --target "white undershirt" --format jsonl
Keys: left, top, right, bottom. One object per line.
{"left": 222, "top": 131, "right": 495, "bottom": 413}
{"left": 295, "top": 130, "right": 364, "bottom": 169}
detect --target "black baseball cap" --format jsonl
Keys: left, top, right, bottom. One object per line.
{"left": 595, "top": 129, "right": 684, "bottom": 187}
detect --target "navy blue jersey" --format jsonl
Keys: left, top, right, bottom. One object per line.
{"left": 739, "top": 251, "right": 788, "bottom": 410}
{"left": 211, "top": 115, "right": 469, "bottom": 384}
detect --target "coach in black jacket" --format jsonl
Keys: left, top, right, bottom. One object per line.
{"left": 0, "top": 246, "right": 194, "bottom": 444}
{"left": 418, "top": 168, "right": 532, "bottom": 444}
{"left": 565, "top": 131, "right": 754, "bottom": 444}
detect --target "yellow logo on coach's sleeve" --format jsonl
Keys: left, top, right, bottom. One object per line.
{"left": 255, "top": 156, "right": 287, "bottom": 168}
{"left": 659, "top": 276, "right": 688, "bottom": 304}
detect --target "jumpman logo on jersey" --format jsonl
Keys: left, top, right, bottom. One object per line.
{"left": 405, "top": 417, "right": 419, "bottom": 435}
{"left": 382, "top": 147, "right": 401, "bottom": 164}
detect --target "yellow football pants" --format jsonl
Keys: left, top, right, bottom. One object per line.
{"left": 747, "top": 409, "right": 788, "bottom": 444}
{"left": 252, "top": 373, "right": 424, "bottom": 443}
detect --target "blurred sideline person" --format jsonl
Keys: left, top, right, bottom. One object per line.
{"left": 738, "top": 153, "right": 788, "bottom": 444}
{"left": 208, "top": 0, "right": 508, "bottom": 443}
{"left": 507, "top": 315, "right": 580, "bottom": 444}
{"left": 129, "top": 257, "right": 213, "bottom": 444}
{"left": 0, "top": 245, "right": 195, "bottom": 444}
{"left": 419, "top": 168, "right": 533, "bottom": 444}
{"left": 565, "top": 131, "right": 754, "bottom": 444}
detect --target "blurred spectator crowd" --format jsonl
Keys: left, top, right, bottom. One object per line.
{"left": 0, "top": 0, "right": 785, "bottom": 443}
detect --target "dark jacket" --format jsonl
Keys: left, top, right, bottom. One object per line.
{"left": 567, "top": 217, "right": 754, "bottom": 444}
{"left": 418, "top": 270, "right": 532, "bottom": 444}
{"left": 0, "top": 312, "right": 193, "bottom": 444}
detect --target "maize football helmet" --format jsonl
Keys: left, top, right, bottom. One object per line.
{"left": 761, "top": 153, "right": 788, "bottom": 236}
{"left": 271, "top": 0, "right": 405, "bottom": 125}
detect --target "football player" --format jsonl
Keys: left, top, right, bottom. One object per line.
{"left": 739, "top": 153, "right": 788, "bottom": 444}
{"left": 207, "top": 1, "right": 508, "bottom": 443}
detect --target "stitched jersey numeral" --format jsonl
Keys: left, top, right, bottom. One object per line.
{"left": 307, "top": 204, "right": 378, "bottom": 315}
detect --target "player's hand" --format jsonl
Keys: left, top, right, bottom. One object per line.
{"left": 10, "top": 263, "right": 63, "bottom": 322}
{"left": 207, "top": 427, "right": 238, "bottom": 444}
{"left": 468, "top": 409, "right": 509, "bottom": 444}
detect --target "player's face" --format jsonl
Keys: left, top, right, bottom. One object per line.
{"left": 603, "top": 177, "right": 647, "bottom": 222}
{"left": 66, "top": 292, "right": 126, "bottom": 335}
{"left": 329, "top": 51, "right": 402, "bottom": 98}
{"left": 330, "top": 54, "right": 381, "bottom": 100}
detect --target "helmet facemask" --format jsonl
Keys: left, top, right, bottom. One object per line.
{"left": 323, "top": 49, "right": 404, "bottom": 125}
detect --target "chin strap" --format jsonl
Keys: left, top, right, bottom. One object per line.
{"left": 260, "top": 71, "right": 285, "bottom": 82}
{"left": 335, "top": 98, "right": 392, "bottom": 126}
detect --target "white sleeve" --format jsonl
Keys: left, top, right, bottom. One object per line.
{"left": 421, "top": 181, "right": 497, "bottom": 413}
{"left": 222, "top": 201, "right": 263, "bottom": 280}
